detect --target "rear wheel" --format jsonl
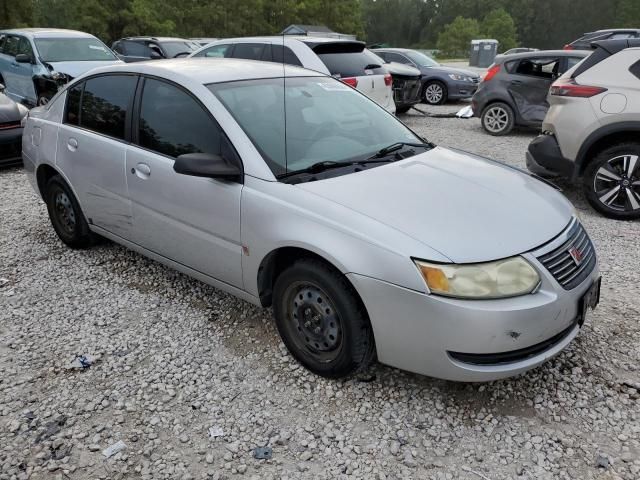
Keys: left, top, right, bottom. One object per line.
{"left": 481, "top": 102, "right": 515, "bottom": 135}
{"left": 45, "top": 175, "right": 95, "bottom": 248}
{"left": 583, "top": 143, "right": 640, "bottom": 220}
{"left": 423, "top": 81, "right": 447, "bottom": 105}
{"left": 272, "top": 258, "right": 375, "bottom": 378}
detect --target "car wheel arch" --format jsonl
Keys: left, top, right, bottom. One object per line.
{"left": 256, "top": 246, "right": 359, "bottom": 309}
{"left": 576, "top": 122, "right": 640, "bottom": 177}
{"left": 36, "top": 163, "right": 61, "bottom": 200}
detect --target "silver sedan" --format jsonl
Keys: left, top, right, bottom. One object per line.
{"left": 22, "top": 58, "right": 601, "bottom": 381}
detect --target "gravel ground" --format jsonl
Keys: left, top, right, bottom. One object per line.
{"left": 1, "top": 105, "right": 639, "bottom": 480}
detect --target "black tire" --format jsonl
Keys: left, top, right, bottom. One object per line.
{"left": 582, "top": 142, "right": 640, "bottom": 220}
{"left": 481, "top": 102, "right": 515, "bottom": 136}
{"left": 272, "top": 258, "right": 375, "bottom": 378}
{"left": 395, "top": 105, "right": 411, "bottom": 114}
{"left": 45, "top": 175, "right": 94, "bottom": 248}
{"left": 422, "top": 81, "right": 447, "bottom": 105}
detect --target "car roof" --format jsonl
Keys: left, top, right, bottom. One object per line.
{"left": 0, "top": 28, "right": 96, "bottom": 39}
{"left": 120, "top": 37, "right": 193, "bottom": 42}
{"left": 588, "top": 28, "right": 640, "bottom": 34}
{"left": 372, "top": 48, "right": 412, "bottom": 52}
{"left": 206, "top": 35, "right": 362, "bottom": 45}
{"left": 84, "top": 58, "right": 323, "bottom": 84}
{"left": 496, "top": 49, "right": 590, "bottom": 62}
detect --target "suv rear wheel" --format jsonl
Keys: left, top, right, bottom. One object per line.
{"left": 481, "top": 102, "right": 515, "bottom": 135}
{"left": 583, "top": 143, "right": 640, "bottom": 220}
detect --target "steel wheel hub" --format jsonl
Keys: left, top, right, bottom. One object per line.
{"left": 485, "top": 107, "right": 508, "bottom": 132}
{"left": 594, "top": 154, "right": 640, "bottom": 212}
{"left": 290, "top": 285, "right": 340, "bottom": 352}
{"left": 55, "top": 191, "right": 76, "bottom": 233}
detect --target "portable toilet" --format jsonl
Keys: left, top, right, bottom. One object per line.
{"left": 477, "top": 39, "right": 499, "bottom": 67}
{"left": 469, "top": 40, "right": 481, "bottom": 67}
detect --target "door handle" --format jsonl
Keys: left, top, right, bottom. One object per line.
{"left": 132, "top": 162, "right": 151, "bottom": 178}
{"left": 67, "top": 138, "right": 78, "bottom": 151}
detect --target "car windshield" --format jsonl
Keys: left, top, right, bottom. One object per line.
{"left": 208, "top": 76, "right": 422, "bottom": 177}
{"left": 161, "top": 41, "right": 197, "bottom": 58}
{"left": 405, "top": 51, "right": 439, "bottom": 67}
{"left": 34, "top": 37, "right": 117, "bottom": 62}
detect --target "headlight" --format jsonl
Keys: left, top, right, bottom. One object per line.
{"left": 448, "top": 73, "right": 471, "bottom": 82}
{"left": 414, "top": 257, "right": 540, "bottom": 299}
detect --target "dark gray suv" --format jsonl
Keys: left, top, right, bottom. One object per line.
{"left": 472, "top": 50, "right": 590, "bottom": 135}
{"left": 373, "top": 48, "right": 479, "bottom": 105}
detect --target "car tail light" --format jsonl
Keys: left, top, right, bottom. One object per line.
{"left": 483, "top": 64, "right": 500, "bottom": 82}
{"left": 550, "top": 77, "right": 607, "bottom": 97}
{"left": 384, "top": 73, "right": 392, "bottom": 86}
{"left": 341, "top": 77, "right": 358, "bottom": 88}
{"left": 563, "top": 44, "right": 574, "bottom": 50}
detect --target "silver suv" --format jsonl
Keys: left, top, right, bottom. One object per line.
{"left": 527, "top": 39, "right": 640, "bottom": 220}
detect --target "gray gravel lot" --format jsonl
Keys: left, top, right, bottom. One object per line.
{"left": 1, "top": 104, "right": 639, "bottom": 480}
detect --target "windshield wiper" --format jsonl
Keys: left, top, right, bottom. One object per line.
{"left": 368, "top": 141, "right": 432, "bottom": 159}
{"left": 277, "top": 159, "right": 394, "bottom": 179}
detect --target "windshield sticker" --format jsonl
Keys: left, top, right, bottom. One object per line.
{"left": 317, "top": 82, "right": 351, "bottom": 91}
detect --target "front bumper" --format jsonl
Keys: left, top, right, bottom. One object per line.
{"left": 447, "top": 80, "right": 479, "bottom": 99}
{"left": 527, "top": 134, "right": 576, "bottom": 179}
{"left": 348, "top": 222, "right": 599, "bottom": 382}
{"left": 0, "top": 127, "right": 23, "bottom": 166}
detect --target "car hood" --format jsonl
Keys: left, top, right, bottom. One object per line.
{"left": 46, "top": 60, "right": 123, "bottom": 78}
{"left": 297, "top": 147, "right": 573, "bottom": 263}
{"left": 0, "top": 92, "right": 25, "bottom": 123}
{"left": 426, "top": 66, "right": 479, "bottom": 78}
{"left": 384, "top": 62, "right": 421, "bottom": 77}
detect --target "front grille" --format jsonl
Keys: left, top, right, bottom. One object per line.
{"left": 449, "top": 320, "right": 577, "bottom": 366}
{"left": 537, "top": 221, "right": 596, "bottom": 290}
{"left": 392, "top": 77, "right": 421, "bottom": 104}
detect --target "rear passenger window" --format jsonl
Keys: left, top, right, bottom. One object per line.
{"left": 122, "top": 41, "right": 152, "bottom": 57}
{"left": 138, "top": 78, "right": 222, "bottom": 158}
{"left": 271, "top": 45, "right": 303, "bottom": 66}
{"left": 3, "top": 36, "right": 19, "bottom": 57}
{"left": 232, "top": 43, "right": 265, "bottom": 61}
{"left": 79, "top": 75, "right": 137, "bottom": 140}
{"left": 630, "top": 60, "right": 640, "bottom": 80}
{"left": 65, "top": 83, "right": 82, "bottom": 126}
{"left": 196, "top": 44, "right": 231, "bottom": 58}
{"left": 515, "top": 58, "right": 559, "bottom": 79}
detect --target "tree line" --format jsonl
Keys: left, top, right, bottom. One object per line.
{"left": 1, "top": 0, "right": 639, "bottom": 55}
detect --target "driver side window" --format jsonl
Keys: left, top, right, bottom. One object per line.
{"left": 17, "top": 37, "right": 34, "bottom": 58}
{"left": 515, "top": 58, "right": 560, "bottom": 79}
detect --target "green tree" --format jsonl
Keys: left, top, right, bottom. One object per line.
{"left": 436, "top": 16, "right": 480, "bottom": 58}
{"left": 0, "top": 0, "right": 34, "bottom": 27}
{"left": 481, "top": 8, "right": 517, "bottom": 52}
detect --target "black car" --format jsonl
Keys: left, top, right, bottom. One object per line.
{"left": 0, "top": 84, "right": 28, "bottom": 167}
{"left": 472, "top": 50, "right": 590, "bottom": 135}
{"left": 565, "top": 29, "right": 640, "bottom": 50}
{"left": 372, "top": 48, "right": 480, "bottom": 105}
{"left": 112, "top": 37, "right": 199, "bottom": 62}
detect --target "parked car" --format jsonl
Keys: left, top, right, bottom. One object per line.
{"left": 189, "top": 37, "right": 396, "bottom": 113}
{"left": 472, "top": 49, "right": 590, "bottom": 135}
{"left": 503, "top": 48, "right": 539, "bottom": 55}
{"left": 22, "top": 58, "right": 600, "bottom": 381}
{"left": 112, "top": 37, "right": 199, "bottom": 62}
{"left": 0, "top": 83, "right": 28, "bottom": 166}
{"left": 0, "top": 28, "right": 121, "bottom": 106}
{"left": 371, "top": 48, "right": 480, "bottom": 105}
{"left": 190, "top": 38, "right": 219, "bottom": 47}
{"left": 528, "top": 39, "right": 640, "bottom": 220}
{"left": 564, "top": 29, "right": 640, "bottom": 50}
{"left": 368, "top": 51, "right": 421, "bottom": 113}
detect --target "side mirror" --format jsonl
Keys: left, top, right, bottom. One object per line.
{"left": 173, "top": 152, "right": 242, "bottom": 180}
{"left": 15, "top": 53, "right": 32, "bottom": 63}
{"left": 149, "top": 50, "right": 163, "bottom": 59}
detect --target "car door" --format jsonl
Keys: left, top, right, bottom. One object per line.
{"left": 0, "top": 35, "right": 34, "bottom": 103}
{"left": 56, "top": 74, "right": 138, "bottom": 239}
{"left": 126, "top": 77, "right": 243, "bottom": 287}
{"left": 508, "top": 56, "right": 560, "bottom": 123}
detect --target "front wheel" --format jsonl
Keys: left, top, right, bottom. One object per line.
{"left": 272, "top": 259, "right": 375, "bottom": 378}
{"left": 423, "top": 81, "right": 447, "bottom": 105}
{"left": 583, "top": 143, "right": 640, "bottom": 220}
{"left": 45, "top": 175, "right": 95, "bottom": 248}
{"left": 481, "top": 102, "right": 515, "bottom": 136}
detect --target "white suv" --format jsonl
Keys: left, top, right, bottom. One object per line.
{"left": 527, "top": 39, "right": 640, "bottom": 220}
{"left": 188, "top": 36, "right": 395, "bottom": 114}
